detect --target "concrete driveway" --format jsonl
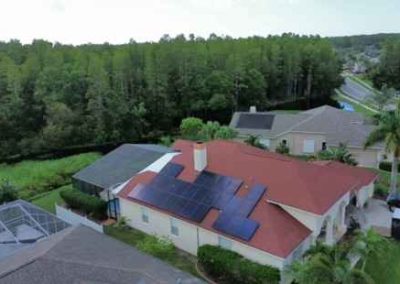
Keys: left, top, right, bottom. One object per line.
{"left": 364, "top": 198, "right": 392, "bottom": 236}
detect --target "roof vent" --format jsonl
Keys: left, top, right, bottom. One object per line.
{"left": 249, "top": 106, "right": 257, "bottom": 113}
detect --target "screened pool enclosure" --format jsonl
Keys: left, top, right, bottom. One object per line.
{"left": 0, "top": 200, "right": 70, "bottom": 260}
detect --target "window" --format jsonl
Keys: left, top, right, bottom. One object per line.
{"left": 141, "top": 207, "right": 149, "bottom": 223}
{"left": 282, "top": 139, "right": 287, "bottom": 145}
{"left": 322, "top": 142, "right": 327, "bottom": 151}
{"left": 170, "top": 218, "right": 179, "bottom": 236}
{"left": 218, "top": 236, "right": 232, "bottom": 250}
{"left": 259, "top": 139, "right": 270, "bottom": 148}
{"left": 303, "top": 139, "right": 315, "bottom": 153}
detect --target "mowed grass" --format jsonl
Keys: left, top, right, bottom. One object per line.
{"left": 0, "top": 153, "right": 101, "bottom": 199}
{"left": 31, "top": 184, "right": 70, "bottom": 214}
{"left": 365, "top": 241, "right": 400, "bottom": 284}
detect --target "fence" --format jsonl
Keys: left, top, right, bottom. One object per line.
{"left": 55, "top": 204, "right": 104, "bottom": 233}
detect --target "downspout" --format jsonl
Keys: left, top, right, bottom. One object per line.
{"left": 196, "top": 227, "right": 200, "bottom": 252}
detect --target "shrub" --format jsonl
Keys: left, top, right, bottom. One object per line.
{"left": 244, "top": 135, "right": 268, "bottom": 150}
{"left": 374, "top": 183, "right": 388, "bottom": 197}
{"left": 0, "top": 180, "right": 18, "bottom": 203}
{"left": 379, "top": 161, "right": 400, "bottom": 172}
{"left": 180, "top": 117, "right": 204, "bottom": 140}
{"left": 137, "top": 235, "right": 175, "bottom": 259}
{"left": 60, "top": 188, "right": 107, "bottom": 219}
{"left": 198, "top": 245, "right": 280, "bottom": 284}
{"left": 276, "top": 141, "right": 289, "bottom": 154}
{"left": 159, "top": 136, "right": 174, "bottom": 147}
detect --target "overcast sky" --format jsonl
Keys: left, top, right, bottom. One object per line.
{"left": 1, "top": 0, "right": 399, "bottom": 45}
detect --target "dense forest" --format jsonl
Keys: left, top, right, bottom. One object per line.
{"left": 0, "top": 34, "right": 343, "bottom": 160}
{"left": 330, "top": 33, "right": 400, "bottom": 54}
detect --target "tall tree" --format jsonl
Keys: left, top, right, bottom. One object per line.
{"left": 364, "top": 102, "right": 400, "bottom": 198}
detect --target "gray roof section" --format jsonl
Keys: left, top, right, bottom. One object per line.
{"left": 292, "top": 106, "right": 382, "bottom": 149}
{"left": 230, "top": 111, "right": 310, "bottom": 138}
{"left": 0, "top": 225, "right": 204, "bottom": 284}
{"left": 73, "top": 144, "right": 173, "bottom": 189}
{"left": 230, "top": 105, "right": 382, "bottom": 149}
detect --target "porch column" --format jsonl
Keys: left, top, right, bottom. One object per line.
{"left": 340, "top": 204, "right": 346, "bottom": 229}
{"left": 325, "top": 217, "right": 335, "bottom": 245}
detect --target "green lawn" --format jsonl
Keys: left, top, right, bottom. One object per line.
{"left": 31, "top": 184, "right": 70, "bottom": 214}
{"left": 333, "top": 90, "right": 377, "bottom": 118}
{"left": 365, "top": 241, "right": 400, "bottom": 284}
{"left": 0, "top": 152, "right": 101, "bottom": 199}
{"left": 105, "top": 225, "right": 200, "bottom": 278}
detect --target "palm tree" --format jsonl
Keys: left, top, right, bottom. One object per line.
{"left": 351, "top": 229, "right": 389, "bottom": 272}
{"left": 364, "top": 101, "right": 400, "bottom": 199}
{"left": 369, "top": 84, "right": 395, "bottom": 112}
{"left": 288, "top": 244, "right": 374, "bottom": 284}
{"left": 318, "top": 143, "right": 358, "bottom": 166}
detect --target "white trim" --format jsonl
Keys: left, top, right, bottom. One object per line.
{"left": 139, "top": 152, "right": 181, "bottom": 174}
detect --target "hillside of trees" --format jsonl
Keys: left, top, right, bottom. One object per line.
{"left": 0, "top": 34, "right": 342, "bottom": 161}
{"left": 371, "top": 39, "right": 400, "bottom": 90}
{"left": 329, "top": 33, "right": 400, "bottom": 70}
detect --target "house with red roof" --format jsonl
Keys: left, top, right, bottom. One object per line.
{"left": 117, "top": 140, "right": 377, "bottom": 274}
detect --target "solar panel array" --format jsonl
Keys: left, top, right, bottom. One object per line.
{"left": 213, "top": 184, "right": 266, "bottom": 241}
{"left": 128, "top": 163, "right": 243, "bottom": 222}
{"left": 236, "top": 113, "right": 275, "bottom": 129}
{"left": 128, "top": 162, "right": 265, "bottom": 241}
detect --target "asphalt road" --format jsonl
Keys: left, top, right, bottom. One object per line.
{"left": 340, "top": 77, "right": 374, "bottom": 102}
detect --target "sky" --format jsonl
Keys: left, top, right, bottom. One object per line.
{"left": 0, "top": 0, "right": 399, "bottom": 45}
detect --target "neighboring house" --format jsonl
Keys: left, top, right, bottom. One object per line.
{"left": 229, "top": 105, "right": 387, "bottom": 168}
{"left": 117, "top": 140, "right": 377, "bottom": 277}
{"left": 72, "top": 143, "right": 174, "bottom": 218}
{"left": 0, "top": 224, "right": 203, "bottom": 284}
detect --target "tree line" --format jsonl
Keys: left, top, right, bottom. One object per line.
{"left": 0, "top": 34, "right": 343, "bottom": 160}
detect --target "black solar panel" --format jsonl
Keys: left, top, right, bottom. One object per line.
{"left": 212, "top": 184, "right": 266, "bottom": 241}
{"left": 127, "top": 163, "right": 243, "bottom": 223}
{"left": 128, "top": 162, "right": 265, "bottom": 241}
{"left": 159, "top": 163, "right": 184, "bottom": 177}
{"left": 236, "top": 114, "right": 275, "bottom": 129}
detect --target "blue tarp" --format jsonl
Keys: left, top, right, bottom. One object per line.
{"left": 339, "top": 101, "right": 355, "bottom": 112}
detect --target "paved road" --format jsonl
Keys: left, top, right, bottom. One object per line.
{"left": 340, "top": 77, "right": 374, "bottom": 102}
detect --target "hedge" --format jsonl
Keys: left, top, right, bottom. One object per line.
{"left": 60, "top": 188, "right": 107, "bottom": 220}
{"left": 379, "top": 161, "right": 400, "bottom": 172}
{"left": 198, "top": 245, "right": 280, "bottom": 284}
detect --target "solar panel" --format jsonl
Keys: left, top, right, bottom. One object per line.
{"left": 236, "top": 113, "right": 275, "bottom": 129}
{"left": 159, "top": 163, "right": 184, "bottom": 177}
{"left": 127, "top": 162, "right": 264, "bottom": 240}
{"left": 212, "top": 184, "right": 266, "bottom": 241}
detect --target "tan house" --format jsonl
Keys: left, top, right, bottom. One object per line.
{"left": 229, "top": 105, "right": 388, "bottom": 168}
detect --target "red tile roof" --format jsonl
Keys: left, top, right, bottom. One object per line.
{"left": 118, "top": 140, "right": 377, "bottom": 258}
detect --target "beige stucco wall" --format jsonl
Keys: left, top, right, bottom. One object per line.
{"left": 119, "top": 198, "right": 313, "bottom": 271}
{"left": 275, "top": 192, "right": 350, "bottom": 242}
{"left": 356, "top": 182, "right": 375, "bottom": 208}
{"left": 287, "top": 133, "right": 326, "bottom": 155}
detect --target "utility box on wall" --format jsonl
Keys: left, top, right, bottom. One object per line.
{"left": 392, "top": 209, "right": 400, "bottom": 240}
